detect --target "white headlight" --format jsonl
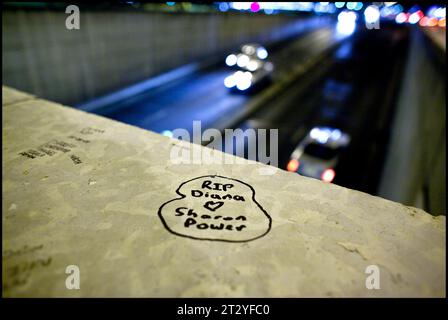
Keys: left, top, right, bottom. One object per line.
{"left": 225, "top": 54, "right": 237, "bottom": 66}
{"left": 310, "top": 127, "right": 331, "bottom": 144}
{"left": 256, "top": 47, "right": 268, "bottom": 60}
{"left": 247, "top": 60, "right": 259, "bottom": 71}
{"left": 331, "top": 129, "right": 342, "bottom": 140}
{"left": 224, "top": 75, "right": 236, "bottom": 88}
{"left": 235, "top": 71, "right": 252, "bottom": 91}
{"left": 237, "top": 54, "right": 250, "bottom": 68}
{"left": 236, "top": 80, "right": 251, "bottom": 91}
{"left": 364, "top": 5, "right": 380, "bottom": 24}
{"left": 337, "top": 11, "right": 357, "bottom": 36}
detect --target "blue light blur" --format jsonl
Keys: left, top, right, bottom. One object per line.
{"left": 380, "top": 6, "right": 394, "bottom": 18}
{"left": 346, "top": 2, "right": 357, "bottom": 10}
{"left": 408, "top": 5, "right": 420, "bottom": 14}
{"left": 334, "top": 41, "right": 353, "bottom": 60}
{"left": 394, "top": 4, "right": 404, "bottom": 13}
{"left": 381, "top": 3, "right": 404, "bottom": 20}
{"left": 161, "top": 130, "right": 174, "bottom": 138}
{"left": 354, "top": 2, "right": 363, "bottom": 11}
{"left": 328, "top": 4, "right": 337, "bottom": 14}
{"left": 314, "top": 2, "right": 337, "bottom": 14}
{"left": 297, "top": 2, "right": 314, "bottom": 12}
{"left": 427, "top": 6, "right": 439, "bottom": 17}
{"left": 229, "top": 2, "right": 345, "bottom": 13}
{"left": 219, "top": 2, "right": 229, "bottom": 12}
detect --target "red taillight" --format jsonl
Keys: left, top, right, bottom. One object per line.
{"left": 321, "top": 169, "right": 335, "bottom": 183}
{"left": 287, "top": 159, "right": 300, "bottom": 172}
{"left": 419, "top": 16, "right": 429, "bottom": 26}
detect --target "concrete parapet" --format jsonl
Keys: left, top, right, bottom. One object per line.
{"left": 2, "top": 86, "right": 445, "bottom": 297}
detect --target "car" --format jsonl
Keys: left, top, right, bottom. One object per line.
{"left": 286, "top": 126, "right": 350, "bottom": 183}
{"left": 223, "top": 43, "right": 274, "bottom": 92}
{"left": 225, "top": 44, "right": 269, "bottom": 69}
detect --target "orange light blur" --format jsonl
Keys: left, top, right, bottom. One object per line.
{"left": 286, "top": 159, "right": 299, "bottom": 172}
{"left": 427, "top": 17, "right": 438, "bottom": 27}
{"left": 438, "top": 18, "right": 446, "bottom": 27}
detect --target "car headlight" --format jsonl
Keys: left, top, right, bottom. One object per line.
{"left": 235, "top": 71, "right": 252, "bottom": 91}
{"left": 247, "top": 60, "right": 259, "bottom": 72}
{"left": 256, "top": 47, "right": 268, "bottom": 60}
{"left": 224, "top": 74, "right": 236, "bottom": 88}
{"left": 225, "top": 54, "right": 237, "bottom": 67}
{"left": 237, "top": 54, "right": 250, "bottom": 68}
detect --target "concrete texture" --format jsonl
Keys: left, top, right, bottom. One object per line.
{"left": 2, "top": 86, "right": 445, "bottom": 297}
{"left": 2, "top": 8, "right": 322, "bottom": 105}
{"left": 2, "top": 86, "right": 34, "bottom": 107}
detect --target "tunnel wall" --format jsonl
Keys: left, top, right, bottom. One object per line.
{"left": 378, "top": 27, "right": 446, "bottom": 215}
{"left": 2, "top": 8, "right": 313, "bottom": 105}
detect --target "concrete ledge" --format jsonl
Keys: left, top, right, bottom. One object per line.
{"left": 2, "top": 86, "right": 34, "bottom": 107}
{"left": 2, "top": 86, "right": 445, "bottom": 297}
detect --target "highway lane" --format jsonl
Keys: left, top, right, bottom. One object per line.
{"left": 237, "top": 25, "right": 408, "bottom": 194}
{"left": 91, "top": 21, "right": 344, "bottom": 135}
{"left": 103, "top": 69, "right": 247, "bottom": 133}
{"left": 75, "top": 18, "right": 408, "bottom": 195}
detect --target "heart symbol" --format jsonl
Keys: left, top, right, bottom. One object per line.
{"left": 204, "top": 201, "right": 224, "bottom": 212}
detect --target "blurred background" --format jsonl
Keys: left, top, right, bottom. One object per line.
{"left": 2, "top": 2, "right": 446, "bottom": 215}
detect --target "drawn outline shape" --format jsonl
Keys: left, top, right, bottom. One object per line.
{"left": 157, "top": 175, "right": 272, "bottom": 243}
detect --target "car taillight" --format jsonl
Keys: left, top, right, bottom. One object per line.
{"left": 286, "top": 159, "right": 300, "bottom": 172}
{"left": 321, "top": 169, "right": 335, "bottom": 183}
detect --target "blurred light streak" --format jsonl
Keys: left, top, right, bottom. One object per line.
{"left": 219, "top": 2, "right": 229, "bottom": 12}
{"left": 364, "top": 5, "right": 380, "bottom": 25}
{"left": 427, "top": 17, "right": 438, "bottom": 27}
{"left": 225, "top": 54, "right": 237, "bottom": 67}
{"left": 395, "top": 12, "right": 407, "bottom": 24}
{"left": 337, "top": 11, "right": 357, "bottom": 36}
{"left": 408, "top": 10, "right": 423, "bottom": 24}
